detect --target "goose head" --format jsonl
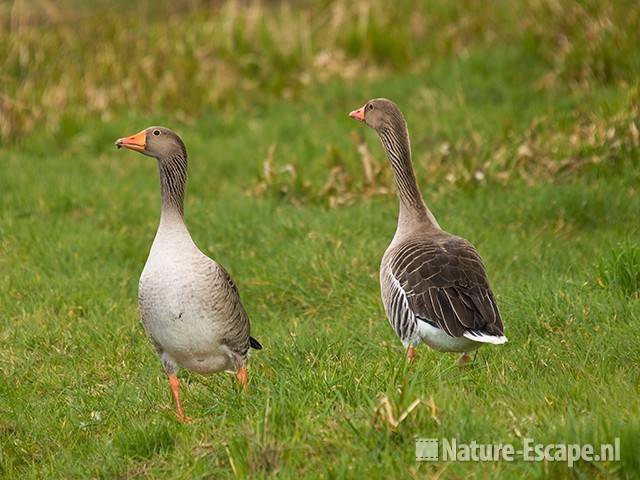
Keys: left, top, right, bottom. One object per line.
{"left": 349, "top": 98, "right": 407, "bottom": 133}
{"left": 115, "top": 126, "right": 186, "bottom": 160}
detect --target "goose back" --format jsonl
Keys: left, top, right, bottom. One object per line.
{"left": 381, "top": 229, "right": 505, "bottom": 351}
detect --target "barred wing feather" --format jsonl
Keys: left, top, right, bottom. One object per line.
{"left": 388, "top": 235, "right": 506, "bottom": 344}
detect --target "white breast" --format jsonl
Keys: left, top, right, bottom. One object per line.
{"left": 138, "top": 223, "right": 234, "bottom": 373}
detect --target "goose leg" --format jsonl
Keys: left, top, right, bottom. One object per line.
{"left": 407, "top": 345, "right": 416, "bottom": 362}
{"left": 236, "top": 366, "right": 248, "bottom": 391}
{"left": 457, "top": 352, "right": 472, "bottom": 365}
{"left": 167, "top": 373, "right": 186, "bottom": 422}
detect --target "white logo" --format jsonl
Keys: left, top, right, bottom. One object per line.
{"left": 416, "top": 437, "right": 620, "bottom": 467}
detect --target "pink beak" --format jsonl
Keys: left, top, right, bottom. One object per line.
{"left": 349, "top": 106, "right": 365, "bottom": 122}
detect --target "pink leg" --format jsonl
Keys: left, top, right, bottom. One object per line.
{"left": 236, "top": 366, "right": 248, "bottom": 392}
{"left": 407, "top": 345, "right": 416, "bottom": 362}
{"left": 458, "top": 352, "right": 472, "bottom": 365}
{"left": 168, "top": 373, "right": 186, "bottom": 422}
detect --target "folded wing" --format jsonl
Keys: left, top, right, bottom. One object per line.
{"left": 389, "top": 235, "right": 506, "bottom": 343}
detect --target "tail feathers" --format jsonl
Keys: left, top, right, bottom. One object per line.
{"left": 463, "top": 331, "right": 508, "bottom": 345}
{"left": 249, "top": 336, "right": 263, "bottom": 350}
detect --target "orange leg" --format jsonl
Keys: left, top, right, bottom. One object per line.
{"left": 407, "top": 345, "right": 416, "bottom": 362}
{"left": 168, "top": 373, "right": 186, "bottom": 422}
{"left": 458, "top": 352, "right": 472, "bottom": 365}
{"left": 236, "top": 366, "right": 248, "bottom": 392}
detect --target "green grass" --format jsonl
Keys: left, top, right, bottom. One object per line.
{"left": 1, "top": 1, "right": 640, "bottom": 478}
{"left": 597, "top": 243, "right": 640, "bottom": 298}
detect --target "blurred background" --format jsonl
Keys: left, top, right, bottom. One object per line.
{"left": 1, "top": 1, "right": 640, "bottom": 478}
{"left": 2, "top": 1, "right": 638, "bottom": 192}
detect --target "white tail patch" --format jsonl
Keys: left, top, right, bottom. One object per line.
{"left": 463, "top": 331, "right": 508, "bottom": 345}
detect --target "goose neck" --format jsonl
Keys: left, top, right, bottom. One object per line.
{"left": 157, "top": 151, "right": 187, "bottom": 219}
{"left": 377, "top": 126, "right": 439, "bottom": 230}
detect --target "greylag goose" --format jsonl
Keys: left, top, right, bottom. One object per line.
{"left": 115, "top": 127, "right": 262, "bottom": 421}
{"left": 349, "top": 99, "right": 506, "bottom": 363}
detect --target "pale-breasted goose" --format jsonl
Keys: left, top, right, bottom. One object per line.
{"left": 116, "top": 127, "right": 261, "bottom": 421}
{"left": 349, "top": 99, "right": 506, "bottom": 363}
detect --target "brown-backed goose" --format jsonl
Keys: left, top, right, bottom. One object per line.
{"left": 349, "top": 99, "right": 506, "bottom": 363}
{"left": 115, "top": 127, "right": 262, "bottom": 421}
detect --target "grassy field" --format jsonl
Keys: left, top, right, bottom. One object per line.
{"left": 1, "top": 1, "right": 640, "bottom": 478}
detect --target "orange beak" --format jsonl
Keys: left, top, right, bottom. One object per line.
{"left": 349, "top": 106, "right": 365, "bottom": 122}
{"left": 115, "top": 129, "right": 147, "bottom": 152}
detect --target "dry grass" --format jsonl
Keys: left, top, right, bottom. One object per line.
{"left": 418, "top": 89, "right": 640, "bottom": 188}
{"left": 1, "top": 0, "right": 638, "bottom": 142}
{"left": 250, "top": 85, "right": 639, "bottom": 206}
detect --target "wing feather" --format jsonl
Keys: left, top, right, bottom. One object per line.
{"left": 387, "top": 233, "right": 505, "bottom": 342}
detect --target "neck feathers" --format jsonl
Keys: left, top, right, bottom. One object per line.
{"left": 158, "top": 151, "right": 188, "bottom": 217}
{"left": 378, "top": 125, "right": 421, "bottom": 207}
{"left": 377, "top": 121, "right": 438, "bottom": 228}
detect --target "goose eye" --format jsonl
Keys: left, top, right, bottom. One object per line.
{"left": 368, "top": 104, "right": 373, "bottom": 110}
{"left": 152, "top": 129, "right": 161, "bottom": 136}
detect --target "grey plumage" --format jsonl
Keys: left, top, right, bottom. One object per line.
{"left": 116, "top": 126, "right": 260, "bottom": 419}
{"left": 350, "top": 99, "right": 506, "bottom": 356}
{"left": 381, "top": 231, "right": 505, "bottom": 350}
